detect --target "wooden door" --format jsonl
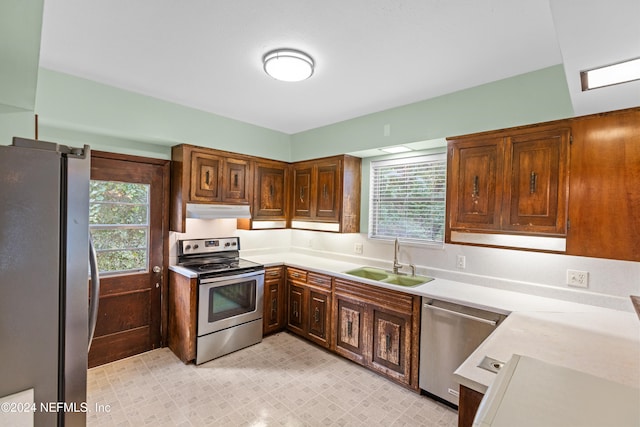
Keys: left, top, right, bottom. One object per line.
{"left": 222, "top": 157, "right": 251, "bottom": 203}
{"left": 263, "top": 267, "right": 285, "bottom": 335}
{"left": 307, "top": 289, "right": 330, "bottom": 347}
{"left": 287, "top": 283, "right": 305, "bottom": 334}
{"left": 254, "top": 161, "right": 288, "bottom": 220}
{"left": 89, "top": 152, "right": 169, "bottom": 368}
{"left": 190, "top": 151, "right": 222, "bottom": 201}
{"left": 503, "top": 129, "right": 569, "bottom": 234}
{"left": 566, "top": 108, "right": 640, "bottom": 261}
{"left": 292, "top": 164, "right": 313, "bottom": 219}
{"left": 335, "top": 296, "right": 366, "bottom": 364}
{"left": 370, "top": 306, "right": 411, "bottom": 383}
{"left": 314, "top": 159, "right": 341, "bottom": 221}
{"left": 448, "top": 137, "right": 503, "bottom": 230}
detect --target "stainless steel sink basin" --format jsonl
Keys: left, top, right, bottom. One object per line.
{"left": 344, "top": 267, "right": 433, "bottom": 287}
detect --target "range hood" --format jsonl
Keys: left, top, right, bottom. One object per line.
{"left": 186, "top": 203, "right": 251, "bottom": 219}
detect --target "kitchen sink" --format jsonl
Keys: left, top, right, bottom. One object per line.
{"left": 344, "top": 267, "right": 389, "bottom": 281}
{"left": 343, "top": 267, "right": 433, "bottom": 287}
{"left": 382, "top": 275, "right": 432, "bottom": 286}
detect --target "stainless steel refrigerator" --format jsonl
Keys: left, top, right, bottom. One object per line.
{"left": 0, "top": 138, "right": 100, "bottom": 426}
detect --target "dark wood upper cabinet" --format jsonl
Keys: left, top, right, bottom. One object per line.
{"left": 190, "top": 151, "right": 222, "bottom": 202}
{"left": 252, "top": 160, "right": 289, "bottom": 221}
{"left": 446, "top": 123, "right": 571, "bottom": 250}
{"left": 292, "top": 164, "right": 313, "bottom": 219}
{"left": 171, "top": 144, "right": 253, "bottom": 231}
{"left": 222, "top": 157, "right": 251, "bottom": 204}
{"left": 449, "top": 137, "right": 503, "bottom": 230}
{"left": 503, "top": 129, "right": 569, "bottom": 234}
{"left": 291, "top": 155, "right": 361, "bottom": 233}
{"left": 565, "top": 107, "right": 640, "bottom": 261}
{"left": 447, "top": 106, "right": 639, "bottom": 261}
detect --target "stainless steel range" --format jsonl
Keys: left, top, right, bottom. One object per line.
{"left": 177, "top": 237, "right": 264, "bottom": 364}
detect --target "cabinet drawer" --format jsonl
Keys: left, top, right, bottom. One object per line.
{"left": 287, "top": 267, "right": 308, "bottom": 282}
{"left": 307, "top": 272, "right": 332, "bottom": 289}
{"left": 265, "top": 266, "right": 283, "bottom": 280}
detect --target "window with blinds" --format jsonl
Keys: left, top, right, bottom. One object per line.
{"left": 369, "top": 153, "right": 447, "bottom": 244}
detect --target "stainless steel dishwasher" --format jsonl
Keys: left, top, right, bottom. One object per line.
{"left": 419, "top": 298, "right": 506, "bottom": 407}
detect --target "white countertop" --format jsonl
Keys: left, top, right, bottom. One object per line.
{"left": 473, "top": 354, "right": 640, "bottom": 427}
{"left": 239, "top": 251, "right": 612, "bottom": 314}
{"left": 170, "top": 250, "right": 640, "bottom": 399}
{"left": 454, "top": 310, "right": 640, "bottom": 394}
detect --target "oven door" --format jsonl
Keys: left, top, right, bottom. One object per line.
{"left": 197, "top": 270, "right": 264, "bottom": 336}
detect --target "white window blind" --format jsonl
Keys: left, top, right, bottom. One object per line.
{"left": 369, "top": 153, "right": 447, "bottom": 244}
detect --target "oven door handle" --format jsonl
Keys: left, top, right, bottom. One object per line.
{"left": 198, "top": 269, "right": 265, "bottom": 284}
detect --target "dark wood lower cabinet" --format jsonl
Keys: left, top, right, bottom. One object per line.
{"left": 333, "top": 278, "right": 421, "bottom": 391}
{"left": 335, "top": 296, "right": 366, "bottom": 365}
{"left": 458, "top": 385, "right": 484, "bottom": 427}
{"left": 167, "top": 271, "right": 197, "bottom": 363}
{"left": 285, "top": 268, "right": 332, "bottom": 349}
{"left": 263, "top": 266, "right": 286, "bottom": 335}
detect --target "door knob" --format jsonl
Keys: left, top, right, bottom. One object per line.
{"left": 153, "top": 266, "right": 162, "bottom": 273}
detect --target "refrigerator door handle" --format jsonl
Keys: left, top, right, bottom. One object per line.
{"left": 88, "top": 236, "right": 101, "bottom": 351}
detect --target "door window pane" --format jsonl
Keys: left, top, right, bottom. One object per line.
{"left": 89, "top": 180, "right": 150, "bottom": 275}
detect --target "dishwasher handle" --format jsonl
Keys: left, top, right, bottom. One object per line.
{"left": 424, "top": 302, "right": 498, "bottom": 326}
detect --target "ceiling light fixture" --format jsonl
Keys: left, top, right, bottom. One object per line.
{"left": 380, "top": 146, "right": 412, "bottom": 154}
{"left": 580, "top": 57, "right": 640, "bottom": 91}
{"left": 263, "top": 49, "right": 314, "bottom": 82}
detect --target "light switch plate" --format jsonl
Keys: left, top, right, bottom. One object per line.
{"left": 456, "top": 255, "right": 466, "bottom": 269}
{"left": 354, "top": 243, "right": 363, "bottom": 254}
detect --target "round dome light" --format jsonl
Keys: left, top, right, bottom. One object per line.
{"left": 263, "top": 49, "right": 314, "bottom": 82}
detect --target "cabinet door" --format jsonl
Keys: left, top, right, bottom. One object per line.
{"left": 307, "top": 289, "right": 330, "bottom": 347}
{"left": 335, "top": 296, "right": 366, "bottom": 364}
{"left": 287, "top": 283, "right": 305, "bottom": 335}
{"left": 222, "top": 158, "right": 250, "bottom": 204}
{"left": 190, "top": 152, "right": 222, "bottom": 202}
{"left": 263, "top": 270, "right": 285, "bottom": 335}
{"left": 315, "top": 160, "right": 341, "bottom": 221}
{"left": 370, "top": 306, "right": 411, "bottom": 383}
{"left": 292, "top": 165, "right": 313, "bottom": 219}
{"left": 449, "top": 138, "right": 503, "bottom": 230}
{"left": 503, "top": 129, "right": 569, "bottom": 234}
{"left": 254, "top": 162, "right": 288, "bottom": 220}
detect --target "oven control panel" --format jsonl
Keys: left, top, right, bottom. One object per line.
{"left": 179, "top": 237, "right": 239, "bottom": 255}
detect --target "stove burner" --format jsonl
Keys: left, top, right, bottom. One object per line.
{"left": 197, "top": 263, "right": 230, "bottom": 271}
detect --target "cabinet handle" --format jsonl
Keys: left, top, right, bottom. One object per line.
{"left": 269, "top": 184, "right": 274, "bottom": 199}
{"left": 530, "top": 171, "right": 537, "bottom": 194}
{"left": 300, "top": 187, "right": 305, "bottom": 202}
{"left": 271, "top": 298, "right": 277, "bottom": 317}
{"left": 267, "top": 271, "right": 279, "bottom": 277}
{"left": 322, "top": 184, "right": 328, "bottom": 199}
{"left": 347, "top": 320, "right": 353, "bottom": 337}
{"left": 472, "top": 175, "right": 479, "bottom": 198}
{"left": 293, "top": 301, "right": 298, "bottom": 318}
{"left": 385, "top": 334, "right": 392, "bottom": 352}
{"left": 205, "top": 170, "right": 210, "bottom": 186}
{"left": 234, "top": 173, "right": 238, "bottom": 188}
{"left": 314, "top": 307, "right": 320, "bottom": 323}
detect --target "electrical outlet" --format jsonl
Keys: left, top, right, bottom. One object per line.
{"left": 354, "top": 243, "right": 363, "bottom": 254}
{"left": 456, "top": 255, "right": 466, "bottom": 269}
{"left": 567, "top": 270, "right": 589, "bottom": 288}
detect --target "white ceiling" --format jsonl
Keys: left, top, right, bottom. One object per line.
{"left": 38, "top": 0, "right": 640, "bottom": 135}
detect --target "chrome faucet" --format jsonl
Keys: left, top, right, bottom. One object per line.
{"left": 392, "top": 237, "right": 416, "bottom": 276}
{"left": 393, "top": 238, "right": 403, "bottom": 274}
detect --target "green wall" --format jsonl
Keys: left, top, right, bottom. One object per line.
{"left": 291, "top": 65, "right": 573, "bottom": 161}
{"left": 34, "top": 69, "right": 291, "bottom": 161}
{"left": 3, "top": 65, "right": 573, "bottom": 164}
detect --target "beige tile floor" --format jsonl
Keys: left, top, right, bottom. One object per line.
{"left": 87, "top": 332, "right": 458, "bottom": 426}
